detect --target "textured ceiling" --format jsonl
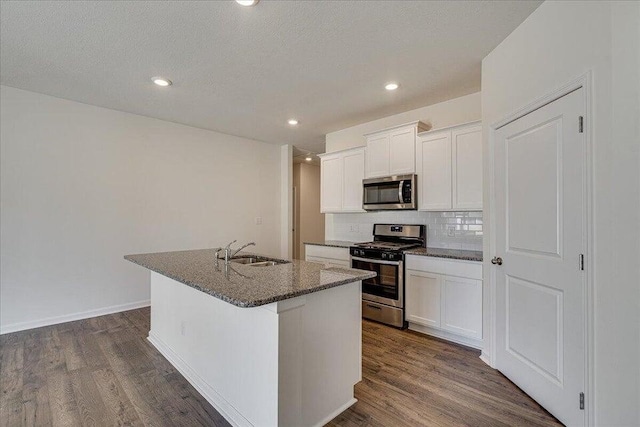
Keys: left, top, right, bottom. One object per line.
{"left": 0, "top": 1, "right": 541, "bottom": 153}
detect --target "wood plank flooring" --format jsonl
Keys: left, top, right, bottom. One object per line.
{"left": 1, "top": 307, "right": 561, "bottom": 426}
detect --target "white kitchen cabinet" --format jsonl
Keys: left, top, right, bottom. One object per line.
{"left": 364, "top": 121, "right": 428, "bottom": 178}
{"left": 416, "top": 121, "right": 482, "bottom": 211}
{"left": 320, "top": 153, "right": 343, "bottom": 213}
{"left": 305, "top": 244, "right": 350, "bottom": 268}
{"left": 319, "top": 147, "right": 365, "bottom": 213}
{"left": 405, "top": 270, "right": 442, "bottom": 328}
{"left": 342, "top": 149, "right": 366, "bottom": 211}
{"left": 416, "top": 130, "right": 452, "bottom": 210}
{"left": 389, "top": 127, "right": 416, "bottom": 175}
{"left": 405, "top": 255, "right": 483, "bottom": 348}
{"left": 442, "top": 276, "right": 483, "bottom": 339}
{"left": 364, "top": 134, "right": 390, "bottom": 178}
{"left": 452, "top": 125, "right": 483, "bottom": 209}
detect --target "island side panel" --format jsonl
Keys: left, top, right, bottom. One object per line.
{"left": 148, "top": 272, "right": 280, "bottom": 427}
{"left": 303, "top": 280, "right": 361, "bottom": 427}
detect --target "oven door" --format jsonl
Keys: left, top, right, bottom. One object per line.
{"left": 351, "top": 256, "right": 403, "bottom": 308}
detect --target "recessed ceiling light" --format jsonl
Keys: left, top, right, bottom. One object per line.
{"left": 152, "top": 77, "right": 172, "bottom": 87}
{"left": 236, "top": 0, "right": 259, "bottom": 6}
{"left": 288, "top": 119, "right": 299, "bottom": 126}
{"left": 385, "top": 82, "right": 399, "bottom": 91}
{"left": 305, "top": 157, "right": 312, "bottom": 162}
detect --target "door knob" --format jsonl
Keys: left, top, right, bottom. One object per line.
{"left": 491, "top": 257, "right": 503, "bottom": 265}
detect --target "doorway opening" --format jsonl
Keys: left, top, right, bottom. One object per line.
{"left": 292, "top": 147, "right": 325, "bottom": 260}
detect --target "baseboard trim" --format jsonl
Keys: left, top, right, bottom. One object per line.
{"left": 479, "top": 351, "right": 494, "bottom": 368}
{"left": 147, "top": 332, "right": 253, "bottom": 427}
{"left": 408, "top": 322, "right": 483, "bottom": 350}
{"left": 0, "top": 299, "right": 150, "bottom": 335}
{"left": 311, "top": 398, "right": 357, "bottom": 427}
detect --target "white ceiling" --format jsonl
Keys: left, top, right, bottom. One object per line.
{"left": 0, "top": 1, "right": 541, "bottom": 153}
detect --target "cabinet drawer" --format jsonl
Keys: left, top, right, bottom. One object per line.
{"left": 405, "top": 255, "right": 482, "bottom": 280}
{"left": 305, "top": 256, "right": 351, "bottom": 269}
{"left": 305, "top": 245, "right": 350, "bottom": 261}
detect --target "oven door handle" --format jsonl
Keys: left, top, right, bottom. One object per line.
{"left": 351, "top": 256, "right": 401, "bottom": 266}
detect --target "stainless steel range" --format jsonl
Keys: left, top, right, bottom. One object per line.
{"left": 350, "top": 224, "right": 426, "bottom": 328}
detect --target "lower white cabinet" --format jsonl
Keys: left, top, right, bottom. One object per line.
{"left": 441, "top": 276, "right": 482, "bottom": 339}
{"left": 405, "top": 255, "right": 483, "bottom": 346}
{"left": 405, "top": 270, "right": 441, "bottom": 328}
{"left": 305, "top": 244, "right": 350, "bottom": 268}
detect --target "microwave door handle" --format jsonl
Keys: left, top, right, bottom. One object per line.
{"left": 398, "top": 180, "right": 404, "bottom": 203}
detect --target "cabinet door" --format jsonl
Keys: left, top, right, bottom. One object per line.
{"left": 405, "top": 270, "right": 442, "bottom": 328}
{"left": 389, "top": 127, "right": 415, "bottom": 175}
{"left": 320, "top": 154, "right": 343, "bottom": 213}
{"left": 417, "top": 131, "right": 452, "bottom": 210}
{"left": 452, "top": 126, "right": 483, "bottom": 210}
{"left": 342, "top": 149, "right": 365, "bottom": 212}
{"left": 441, "top": 276, "right": 482, "bottom": 339}
{"left": 365, "top": 134, "right": 390, "bottom": 178}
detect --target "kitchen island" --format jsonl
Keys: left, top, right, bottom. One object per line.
{"left": 125, "top": 249, "right": 375, "bottom": 427}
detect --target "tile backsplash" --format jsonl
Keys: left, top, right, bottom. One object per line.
{"left": 326, "top": 210, "right": 483, "bottom": 251}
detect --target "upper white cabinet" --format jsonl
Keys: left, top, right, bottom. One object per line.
{"left": 417, "top": 130, "right": 452, "bottom": 210}
{"left": 452, "top": 125, "right": 483, "bottom": 209}
{"left": 416, "top": 121, "right": 482, "bottom": 211}
{"left": 364, "top": 134, "right": 389, "bottom": 178}
{"left": 364, "top": 121, "right": 428, "bottom": 178}
{"left": 342, "top": 149, "right": 366, "bottom": 211}
{"left": 319, "top": 147, "right": 365, "bottom": 213}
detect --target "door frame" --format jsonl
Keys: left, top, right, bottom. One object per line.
{"left": 483, "top": 71, "right": 595, "bottom": 425}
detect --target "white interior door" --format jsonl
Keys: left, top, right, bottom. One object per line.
{"left": 494, "top": 88, "right": 586, "bottom": 426}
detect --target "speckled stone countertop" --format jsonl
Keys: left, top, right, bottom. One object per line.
{"left": 404, "top": 247, "right": 483, "bottom": 262}
{"left": 124, "top": 249, "right": 376, "bottom": 308}
{"left": 303, "top": 240, "right": 359, "bottom": 248}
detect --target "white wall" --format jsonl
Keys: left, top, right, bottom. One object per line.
{"left": 481, "top": 2, "right": 640, "bottom": 425}
{"left": 325, "top": 92, "right": 481, "bottom": 153}
{"left": 0, "top": 86, "right": 284, "bottom": 333}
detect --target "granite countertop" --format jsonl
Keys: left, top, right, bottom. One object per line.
{"left": 124, "top": 249, "right": 376, "bottom": 308}
{"left": 303, "top": 240, "right": 359, "bottom": 248}
{"left": 404, "top": 247, "right": 483, "bottom": 262}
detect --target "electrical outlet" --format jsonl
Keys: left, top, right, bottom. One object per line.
{"left": 447, "top": 225, "right": 456, "bottom": 237}
{"left": 349, "top": 224, "right": 360, "bottom": 233}
{"left": 255, "top": 217, "right": 263, "bottom": 225}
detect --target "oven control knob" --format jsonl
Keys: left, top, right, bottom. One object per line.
{"left": 382, "top": 253, "right": 387, "bottom": 259}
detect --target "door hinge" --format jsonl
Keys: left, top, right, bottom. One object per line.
{"left": 579, "top": 116, "right": 584, "bottom": 133}
{"left": 579, "top": 392, "right": 585, "bottom": 410}
{"left": 579, "top": 254, "right": 585, "bottom": 271}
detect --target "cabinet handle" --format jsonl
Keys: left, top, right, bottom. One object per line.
{"left": 491, "top": 257, "right": 503, "bottom": 265}
{"left": 366, "top": 304, "right": 382, "bottom": 310}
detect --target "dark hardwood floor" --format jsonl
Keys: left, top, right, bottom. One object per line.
{"left": 1, "top": 307, "right": 561, "bottom": 427}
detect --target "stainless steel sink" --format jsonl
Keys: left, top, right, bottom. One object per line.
{"left": 229, "top": 256, "right": 289, "bottom": 267}
{"left": 247, "top": 261, "right": 279, "bottom": 267}
{"left": 229, "top": 257, "right": 263, "bottom": 264}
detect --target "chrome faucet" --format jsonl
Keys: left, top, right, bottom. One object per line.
{"left": 216, "top": 240, "right": 256, "bottom": 264}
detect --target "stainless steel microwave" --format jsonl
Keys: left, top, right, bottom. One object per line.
{"left": 362, "top": 174, "right": 417, "bottom": 211}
